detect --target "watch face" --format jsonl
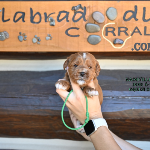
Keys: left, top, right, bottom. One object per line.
{"left": 84, "top": 120, "right": 95, "bottom": 136}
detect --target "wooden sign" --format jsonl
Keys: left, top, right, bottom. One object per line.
{"left": 1, "top": 1, "right": 150, "bottom": 52}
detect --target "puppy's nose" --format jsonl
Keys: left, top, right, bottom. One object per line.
{"left": 80, "top": 72, "right": 85, "bottom": 77}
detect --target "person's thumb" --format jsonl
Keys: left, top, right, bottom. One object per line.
{"left": 88, "top": 79, "right": 95, "bottom": 89}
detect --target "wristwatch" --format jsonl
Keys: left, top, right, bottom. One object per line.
{"left": 84, "top": 118, "right": 108, "bottom": 136}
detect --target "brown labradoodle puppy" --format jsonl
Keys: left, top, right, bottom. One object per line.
{"left": 55, "top": 52, "right": 103, "bottom": 105}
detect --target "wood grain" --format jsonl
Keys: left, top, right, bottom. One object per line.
{"left": 0, "top": 111, "right": 150, "bottom": 140}
{"left": 1, "top": 1, "right": 150, "bottom": 52}
{"left": 0, "top": 70, "right": 150, "bottom": 140}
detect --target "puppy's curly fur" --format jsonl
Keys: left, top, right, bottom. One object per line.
{"left": 55, "top": 52, "right": 103, "bottom": 105}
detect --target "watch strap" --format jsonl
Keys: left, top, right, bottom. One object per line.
{"left": 92, "top": 118, "right": 108, "bottom": 130}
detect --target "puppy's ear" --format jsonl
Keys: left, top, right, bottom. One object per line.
{"left": 63, "top": 57, "right": 69, "bottom": 70}
{"left": 95, "top": 60, "right": 100, "bottom": 77}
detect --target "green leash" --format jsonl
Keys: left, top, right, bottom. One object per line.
{"left": 61, "top": 90, "right": 89, "bottom": 130}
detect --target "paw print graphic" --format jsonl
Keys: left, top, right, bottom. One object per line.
{"left": 32, "top": 35, "right": 41, "bottom": 44}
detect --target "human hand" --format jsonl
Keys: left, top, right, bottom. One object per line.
{"left": 56, "top": 71, "right": 103, "bottom": 125}
{"left": 68, "top": 109, "right": 92, "bottom": 142}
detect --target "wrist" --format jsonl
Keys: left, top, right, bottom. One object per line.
{"left": 84, "top": 118, "right": 108, "bottom": 136}
{"left": 89, "top": 126, "right": 108, "bottom": 138}
{"left": 80, "top": 112, "right": 103, "bottom": 125}
{"left": 89, "top": 112, "right": 103, "bottom": 120}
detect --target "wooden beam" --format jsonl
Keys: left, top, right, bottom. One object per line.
{"left": 0, "top": 110, "right": 150, "bottom": 140}
{"left": 0, "top": 70, "right": 150, "bottom": 140}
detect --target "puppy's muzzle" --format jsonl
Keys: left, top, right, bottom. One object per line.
{"left": 80, "top": 72, "right": 85, "bottom": 77}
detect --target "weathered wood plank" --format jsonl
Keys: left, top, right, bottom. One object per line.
{"left": 0, "top": 110, "right": 150, "bottom": 140}
{"left": 0, "top": 70, "right": 150, "bottom": 140}
{"left": 0, "top": 70, "right": 150, "bottom": 112}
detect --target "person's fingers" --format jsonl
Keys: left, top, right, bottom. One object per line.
{"left": 69, "top": 111, "right": 83, "bottom": 130}
{"left": 69, "top": 109, "right": 77, "bottom": 126}
{"left": 59, "top": 94, "right": 72, "bottom": 109}
{"left": 69, "top": 109, "right": 79, "bottom": 126}
{"left": 68, "top": 108, "right": 72, "bottom": 116}
{"left": 56, "top": 89, "right": 69, "bottom": 101}
{"left": 67, "top": 69, "right": 85, "bottom": 99}
{"left": 70, "top": 112, "right": 84, "bottom": 132}
{"left": 68, "top": 109, "right": 73, "bottom": 121}
{"left": 58, "top": 79, "right": 66, "bottom": 81}
{"left": 70, "top": 79, "right": 84, "bottom": 98}
{"left": 88, "top": 79, "right": 95, "bottom": 89}
{"left": 69, "top": 109, "right": 91, "bottom": 141}
{"left": 56, "top": 89, "right": 73, "bottom": 108}
{"left": 59, "top": 95, "right": 65, "bottom": 101}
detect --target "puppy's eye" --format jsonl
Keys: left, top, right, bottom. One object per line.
{"left": 74, "top": 64, "right": 78, "bottom": 67}
{"left": 89, "top": 66, "right": 92, "bottom": 69}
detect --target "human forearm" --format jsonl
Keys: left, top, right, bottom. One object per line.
{"left": 77, "top": 126, "right": 141, "bottom": 150}
{"left": 109, "top": 130, "right": 142, "bottom": 150}
{"left": 90, "top": 126, "right": 121, "bottom": 150}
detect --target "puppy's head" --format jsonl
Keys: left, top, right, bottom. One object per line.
{"left": 63, "top": 52, "right": 100, "bottom": 86}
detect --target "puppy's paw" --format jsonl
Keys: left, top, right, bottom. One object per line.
{"left": 55, "top": 80, "right": 70, "bottom": 91}
{"left": 83, "top": 86, "right": 99, "bottom": 97}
